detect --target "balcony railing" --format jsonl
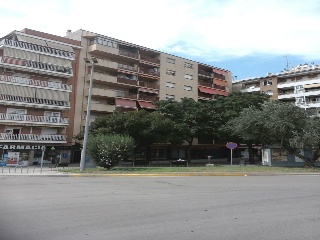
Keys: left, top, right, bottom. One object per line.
{"left": 140, "top": 55, "right": 160, "bottom": 64}
{"left": 138, "top": 82, "right": 159, "bottom": 89}
{"left": 0, "top": 74, "right": 72, "bottom": 91}
{"left": 213, "top": 73, "right": 226, "bottom": 80}
{"left": 1, "top": 38, "right": 75, "bottom": 59}
{"left": 0, "top": 113, "right": 69, "bottom": 125}
{"left": 198, "top": 80, "right": 212, "bottom": 87}
{"left": 0, "top": 94, "right": 70, "bottom": 108}
{"left": 139, "top": 68, "right": 160, "bottom": 77}
{"left": 198, "top": 92, "right": 214, "bottom": 99}
{"left": 0, "top": 133, "right": 67, "bottom": 142}
{"left": 0, "top": 56, "right": 73, "bottom": 76}
{"left": 118, "top": 63, "right": 138, "bottom": 72}
{"left": 115, "top": 92, "right": 137, "bottom": 99}
{"left": 138, "top": 95, "right": 159, "bottom": 102}
{"left": 119, "top": 48, "right": 139, "bottom": 59}
{"left": 198, "top": 69, "right": 212, "bottom": 77}
{"left": 213, "top": 84, "right": 226, "bottom": 91}
{"left": 117, "top": 77, "right": 138, "bottom": 86}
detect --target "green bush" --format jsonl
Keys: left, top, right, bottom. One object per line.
{"left": 87, "top": 134, "right": 135, "bottom": 169}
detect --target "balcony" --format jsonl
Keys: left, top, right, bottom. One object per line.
{"left": 138, "top": 82, "right": 159, "bottom": 89}
{"left": 0, "top": 94, "right": 70, "bottom": 110}
{"left": 240, "top": 86, "right": 260, "bottom": 93}
{"left": 0, "top": 74, "right": 72, "bottom": 91}
{"left": 198, "top": 80, "right": 212, "bottom": 87}
{"left": 117, "top": 77, "right": 138, "bottom": 86}
{"left": 140, "top": 55, "right": 160, "bottom": 66}
{"left": 0, "top": 113, "right": 69, "bottom": 126}
{"left": 198, "top": 92, "right": 214, "bottom": 100}
{"left": 0, "top": 38, "right": 75, "bottom": 59}
{"left": 138, "top": 95, "right": 159, "bottom": 102}
{"left": 90, "top": 72, "right": 117, "bottom": 84}
{"left": 88, "top": 43, "right": 119, "bottom": 56}
{"left": 139, "top": 67, "right": 160, "bottom": 79}
{"left": 198, "top": 69, "right": 212, "bottom": 77}
{"left": 0, "top": 133, "right": 67, "bottom": 143}
{"left": 87, "top": 103, "right": 116, "bottom": 113}
{"left": 89, "top": 88, "right": 116, "bottom": 98}
{"left": 213, "top": 84, "right": 226, "bottom": 91}
{"left": 115, "top": 91, "right": 137, "bottom": 99}
{"left": 213, "top": 73, "right": 226, "bottom": 80}
{"left": 95, "top": 58, "right": 118, "bottom": 71}
{"left": 0, "top": 56, "right": 72, "bottom": 78}
{"left": 119, "top": 48, "right": 139, "bottom": 59}
{"left": 118, "top": 63, "right": 138, "bottom": 72}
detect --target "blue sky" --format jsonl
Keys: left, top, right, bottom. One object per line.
{"left": 1, "top": 0, "right": 320, "bottom": 80}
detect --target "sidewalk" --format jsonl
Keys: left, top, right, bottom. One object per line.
{"left": 0, "top": 164, "right": 73, "bottom": 176}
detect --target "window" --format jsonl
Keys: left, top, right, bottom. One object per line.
{"left": 166, "top": 69, "right": 175, "bottom": 76}
{"left": 5, "top": 128, "right": 21, "bottom": 134}
{"left": 184, "top": 62, "right": 193, "bottom": 68}
{"left": 184, "top": 74, "right": 193, "bottom": 80}
{"left": 167, "top": 57, "right": 175, "bottom": 64}
{"left": 166, "top": 82, "right": 175, "bottom": 88}
{"left": 184, "top": 85, "right": 192, "bottom": 91}
{"left": 166, "top": 94, "right": 175, "bottom": 100}
{"left": 263, "top": 80, "right": 272, "bottom": 86}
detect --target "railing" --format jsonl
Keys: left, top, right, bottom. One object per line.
{"left": 140, "top": 55, "right": 160, "bottom": 64}
{"left": 0, "top": 94, "right": 70, "bottom": 108}
{"left": 118, "top": 63, "right": 138, "bottom": 72}
{"left": 0, "top": 74, "right": 72, "bottom": 91}
{"left": 0, "top": 113, "right": 69, "bottom": 124}
{"left": 139, "top": 68, "right": 160, "bottom": 76}
{"left": 119, "top": 48, "right": 139, "bottom": 59}
{"left": 117, "top": 77, "right": 138, "bottom": 86}
{"left": 198, "top": 69, "right": 212, "bottom": 77}
{"left": 0, "top": 133, "right": 67, "bottom": 142}
{"left": 138, "top": 82, "right": 159, "bottom": 89}
{"left": 213, "top": 84, "right": 226, "bottom": 91}
{"left": 138, "top": 95, "right": 159, "bottom": 102}
{"left": 198, "top": 80, "right": 212, "bottom": 87}
{"left": 213, "top": 73, "right": 226, "bottom": 80}
{"left": 198, "top": 92, "right": 214, "bottom": 99}
{"left": 115, "top": 92, "right": 137, "bottom": 99}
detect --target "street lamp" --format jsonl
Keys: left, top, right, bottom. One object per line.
{"left": 80, "top": 57, "right": 98, "bottom": 171}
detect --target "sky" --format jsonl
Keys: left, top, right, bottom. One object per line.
{"left": 1, "top": 0, "right": 320, "bottom": 81}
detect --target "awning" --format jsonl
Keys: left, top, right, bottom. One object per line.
{"left": 0, "top": 83, "right": 36, "bottom": 97}
{"left": 304, "top": 83, "right": 320, "bottom": 89}
{"left": 35, "top": 88, "right": 68, "bottom": 101}
{"left": 3, "top": 47, "right": 40, "bottom": 61}
{"left": 198, "top": 86, "right": 216, "bottom": 94}
{"left": 138, "top": 101, "right": 156, "bottom": 109}
{"left": 213, "top": 79, "right": 228, "bottom": 87}
{"left": 16, "top": 34, "right": 47, "bottom": 46}
{"left": 115, "top": 98, "right": 137, "bottom": 109}
{"left": 198, "top": 86, "right": 228, "bottom": 96}
{"left": 45, "top": 41, "right": 74, "bottom": 53}
{"left": 39, "top": 55, "right": 72, "bottom": 67}
{"left": 139, "top": 87, "right": 159, "bottom": 94}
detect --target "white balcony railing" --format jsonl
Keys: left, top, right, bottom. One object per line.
{"left": 0, "top": 74, "right": 72, "bottom": 91}
{"left": 0, "top": 113, "right": 69, "bottom": 125}
{"left": 0, "top": 133, "right": 67, "bottom": 142}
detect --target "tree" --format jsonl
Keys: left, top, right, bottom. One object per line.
{"left": 209, "top": 92, "right": 270, "bottom": 163}
{"left": 87, "top": 134, "right": 135, "bottom": 169}
{"left": 155, "top": 98, "right": 213, "bottom": 161}
{"left": 229, "top": 101, "right": 320, "bottom": 167}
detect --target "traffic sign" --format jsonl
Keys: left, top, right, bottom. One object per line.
{"left": 226, "top": 142, "right": 238, "bottom": 150}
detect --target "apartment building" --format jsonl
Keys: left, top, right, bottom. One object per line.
{"left": 233, "top": 63, "right": 320, "bottom": 113}
{"left": 0, "top": 29, "right": 81, "bottom": 166}
{"left": 63, "top": 29, "right": 231, "bottom": 160}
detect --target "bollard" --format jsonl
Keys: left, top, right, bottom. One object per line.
{"left": 21, "top": 166, "right": 23, "bottom": 173}
{"left": 33, "top": 167, "right": 35, "bottom": 173}
{"left": 27, "top": 166, "right": 29, "bottom": 174}
{"left": 2, "top": 166, "right": 3, "bottom": 173}
{"left": 9, "top": 166, "right": 11, "bottom": 173}
{"left": 15, "top": 166, "right": 17, "bottom": 173}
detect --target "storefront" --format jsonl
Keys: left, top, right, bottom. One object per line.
{"left": 0, "top": 144, "right": 71, "bottom": 166}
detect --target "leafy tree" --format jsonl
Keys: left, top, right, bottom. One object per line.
{"left": 209, "top": 92, "right": 270, "bottom": 163}
{"left": 155, "top": 98, "right": 213, "bottom": 161}
{"left": 87, "top": 134, "right": 135, "bottom": 169}
{"left": 229, "top": 101, "right": 320, "bottom": 167}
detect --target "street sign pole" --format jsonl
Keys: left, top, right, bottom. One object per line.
{"left": 226, "top": 142, "right": 238, "bottom": 167}
{"left": 231, "top": 148, "right": 233, "bottom": 166}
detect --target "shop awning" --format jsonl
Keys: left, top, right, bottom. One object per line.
{"left": 115, "top": 98, "right": 137, "bottom": 109}
{"left": 138, "top": 101, "right": 156, "bottom": 109}
{"left": 304, "top": 83, "right": 320, "bottom": 89}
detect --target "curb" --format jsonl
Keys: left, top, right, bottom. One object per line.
{"left": 69, "top": 173, "right": 248, "bottom": 177}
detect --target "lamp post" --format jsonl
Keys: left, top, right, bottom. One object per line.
{"left": 80, "top": 57, "right": 98, "bottom": 171}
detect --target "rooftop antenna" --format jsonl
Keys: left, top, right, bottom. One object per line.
{"left": 284, "top": 55, "right": 289, "bottom": 70}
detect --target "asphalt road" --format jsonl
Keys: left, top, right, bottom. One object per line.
{"left": 0, "top": 175, "right": 319, "bottom": 240}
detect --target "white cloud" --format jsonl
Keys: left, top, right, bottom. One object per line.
{"left": 1, "top": 0, "right": 320, "bottom": 62}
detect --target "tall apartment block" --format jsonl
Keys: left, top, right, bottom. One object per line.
{"left": 0, "top": 29, "right": 81, "bottom": 166}
{"left": 65, "top": 30, "right": 231, "bottom": 160}
{"left": 233, "top": 63, "right": 320, "bottom": 114}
